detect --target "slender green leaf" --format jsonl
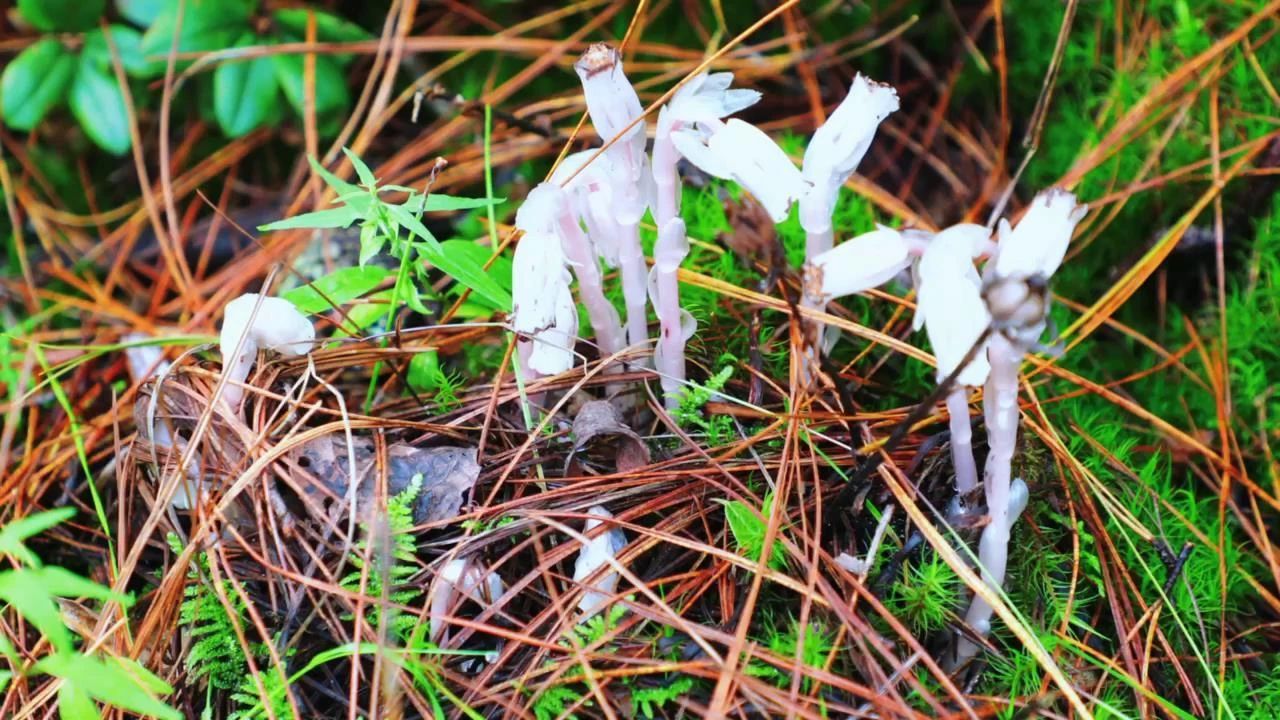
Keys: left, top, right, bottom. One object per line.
{"left": 306, "top": 155, "right": 362, "bottom": 202}
{"left": 17, "top": 0, "right": 104, "bottom": 32}
{"left": 68, "top": 62, "right": 131, "bottom": 156}
{"left": 37, "top": 567, "right": 131, "bottom": 606}
{"left": 0, "top": 569, "right": 72, "bottom": 651}
{"left": 0, "top": 39, "right": 76, "bottom": 132}
{"left": 36, "top": 653, "right": 180, "bottom": 720}
{"left": 258, "top": 206, "right": 361, "bottom": 232}
{"left": 283, "top": 266, "right": 392, "bottom": 313}
{"left": 404, "top": 194, "right": 506, "bottom": 213}
{"left": 0, "top": 508, "right": 74, "bottom": 562}
{"left": 212, "top": 35, "right": 280, "bottom": 137}
{"left": 416, "top": 238, "right": 512, "bottom": 312}
{"left": 342, "top": 147, "right": 376, "bottom": 188}
{"left": 58, "top": 681, "right": 100, "bottom": 720}
{"left": 82, "top": 26, "right": 149, "bottom": 77}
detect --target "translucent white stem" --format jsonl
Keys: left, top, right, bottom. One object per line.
{"left": 557, "top": 214, "right": 626, "bottom": 362}
{"left": 651, "top": 133, "right": 688, "bottom": 406}
{"left": 618, "top": 221, "right": 650, "bottom": 362}
{"left": 946, "top": 386, "right": 978, "bottom": 498}
{"left": 955, "top": 332, "right": 1021, "bottom": 665}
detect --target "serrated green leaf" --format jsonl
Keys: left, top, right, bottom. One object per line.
{"left": 342, "top": 147, "right": 376, "bottom": 188}
{"left": 272, "top": 53, "right": 349, "bottom": 119}
{"left": 404, "top": 194, "right": 506, "bottom": 213}
{"left": 258, "top": 206, "right": 361, "bottom": 232}
{"left": 283, "top": 266, "right": 392, "bottom": 314}
{"left": 36, "top": 653, "right": 180, "bottom": 720}
{"left": 213, "top": 36, "right": 281, "bottom": 137}
{"left": 82, "top": 26, "right": 149, "bottom": 77}
{"left": 17, "top": 0, "right": 105, "bottom": 32}
{"left": 0, "top": 39, "right": 76, "bottom": 132}
{"left": 68, "top": 62, "right": 131, "bottom": 156}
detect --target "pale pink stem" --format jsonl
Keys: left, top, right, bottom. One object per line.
{"left": 557, "top": 214, "right": 626, "bottom": 362}
{"left": 618, "top": 221, "right": 650, "bottom": 358}
{"left": 946, "top": 386, "right": 979, "bottom": 498}
{"left": 955, "top": 332, "right": 1020, "bottom": 665}
{"left": 651, "top": 130, "right": 688, "bottom": 405}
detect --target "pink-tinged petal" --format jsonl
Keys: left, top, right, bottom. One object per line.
{"left": 574, "top": 44, "right": 645, "bottom": 153}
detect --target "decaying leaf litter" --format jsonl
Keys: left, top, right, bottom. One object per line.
{"left": 4, "top": 1, "right": 1280, "bottom": 718}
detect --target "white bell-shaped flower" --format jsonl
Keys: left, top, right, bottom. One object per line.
{"left": 807, "top": 225, "right": 912, "bottom": 300}
{"left": 671, "top": 119, "right": 804, "bottom": 222}
{"left": 430, "top": 556, "right": 505, "bottom": 642}
{"left": 513, "top": 185, "right": 579, "bottom": 374}
{"left": 220, "top": 294, "right": 315, "bottom": 407}
{"left": 992, "top": 188, "right": 1088, "bottom": 279}
{"left": 915, "top": 224, "right": 993, "bottom": 387}
{"left": 800, "top": 75, "right": 899, "bottom": 235}
{"left": 573, "top": 506, "right": 628, "bottom": 620}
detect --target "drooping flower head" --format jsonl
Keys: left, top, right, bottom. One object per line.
{"left": 991, "top": 188, "right": 1088, "bottom": 280}
{"left": 914, "top": 224, "right": 993, "bottom": 387}
{"left": 574, "top": 44, "right": 646, "bottom": 171}
{"left": 512, "top": 184, "right": 579, "bottom": 374}
{"left": 800, "top": 75, "right": 900, "bottom": 235}
{"left": 806, "top": 225, "right": 913, "bottom": 301}
{"left": 671, "top": 118, "right": 805, "bottom": 222}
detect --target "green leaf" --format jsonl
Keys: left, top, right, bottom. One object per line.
{"left": 358, "top": 223, "right": 386, "bottom": 267}
{"left": 407, "top": 351, "right": 440, "bottom": 393}
{"left": 114, "top": 0, "right": 168, "bottom": 26}
{"left": 306, "top": 155, "right": 363, "bottom": 202}
{"left": 36, "top": 653, "right": 180, "bottom": 720}
{"left": 416, "top": 238, "right": 512, "bottom": 312}
{"left": 272, "top": 9, "right": 371, "bottom": 44}
{"left": 0, "top": 508, "right": 74, "bottom": 563}
{"left": 139, "top": 0, "right": 254, "bottom": 74}
{"left": 0, "top": 569, "right": 72, "bottom": 652}
{"left": 283, "top": 266, "right": 392, "bottom": 314}
{"left": 68, "top": 61, "right": 131, "bottom": 156}
{"left": 720, "top": 494, "right": 785, "bottom": 571}
{"left": 17, "top": 0, "right": 105, "bottom": 32}
{"left": 258, "top": 206, "right": 361, "bottom": 232}
{"left": 0, "top": 39, "right": 76, "bottom": 132}
{"left": 213, "top": 36, "right": 281, "bottom": 137}
{"left": 272, "top": 53, "right": 349, "bottom": 119}
{"left": 58, "top": 681, "right": 100, "bottom": 720}
{"left": 342, "top": 147, "right": 377, "bottom": 189}
{"left": 37, "top": 567, "right": 132, "bottom": 607}
{"left": 82, "top": 26, "right": 149, "bottom": 77}
{"left": 404, "top": 194, "right": 506, "bottom": 213}
{"left": 439, "top": 239, "right": 512, "bottom": 307}
{"left": 332, "top": 290, "right": 393, "bottom": 336}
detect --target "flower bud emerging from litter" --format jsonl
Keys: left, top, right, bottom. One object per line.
{"left": 219, "top": 294, "right": 315, "bottom": 408}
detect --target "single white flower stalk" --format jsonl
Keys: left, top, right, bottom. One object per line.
{"left": 512, "top": 185, "right": 582, "bottom": 375}
{"left": 574, "top": 44, "right": 653, "bottom": 358}
{"left": 430, "top": 556, "right": 506, "bottom": 643}
{"left": 912, "top": 224, "right": 992, "bottom": 499}
{"left": 800, "top": 74, "right": 900, "bottom": 260}
{"left": 955, "top": 188, "right": 1087, "bottom": 667}
{"left": 671, "top": 118, "right": 805, "bottom": 222}
{"left": 572, "top": 506, "right": 628, "bottom": 621}
{"left": 648, "top": 73, "right": 761, "bottom": 405}
{"left": 219, "top": 294, "right": 315, "bottom": 409}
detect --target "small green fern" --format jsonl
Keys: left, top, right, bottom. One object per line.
{"left": 340, "top": 474, "right": 424, "bottom": 639}
{"left": 171, "top": 535, "right": 257, "bottom": 693}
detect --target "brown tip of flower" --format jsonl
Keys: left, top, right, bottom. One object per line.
{"left": 575, "top": 43, "right": 619, "bottom": 78}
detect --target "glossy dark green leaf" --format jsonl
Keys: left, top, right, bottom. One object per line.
{"left": 35, "top": 653, "right": 180, "bottom": 720}
{"left": 17, "top": 0, "right": 105, "bottom": 32}
{"left": 283, "top": 266, "right": 392, "bottom": 314}
{"left": 273, "top": 53, "right": 349, "bottom": 119}
{"left": 82, "top": 26, "right": 150, "bottom": 77}
{"left": 68, "top": 62, "right": 131, "bottom": 156}
{"left": 115, "top": 0, "right": 168, "bottom": 27}
{"left": 0, "top": 39, "right": 76, "bottom": 132}
{"left": 272, "top": 9, "right": 371, "bottom": 43}
{"left": 138, "top": 0, "right": 254, "bottom": 74}
{"left": 213, "top": 36, "right": 281, "bottom": 137}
